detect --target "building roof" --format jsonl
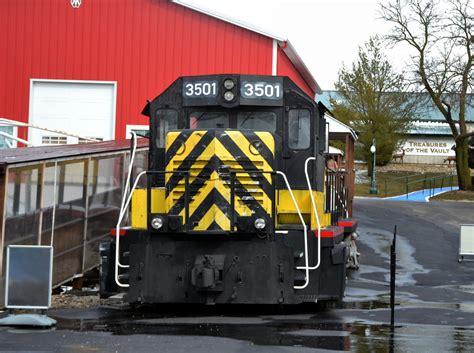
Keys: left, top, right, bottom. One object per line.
{"left": 319, "top": 90, "right": 474, "bottom": 122}
{"left": 0, "top": 139, "right": 148, "bottom": 171}
{"left": 171, "top": 0, "right": 321, "bottom": 94}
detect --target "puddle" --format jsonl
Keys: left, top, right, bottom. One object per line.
{"left": 361, "top": 227, "right": 430, "bottom": 286}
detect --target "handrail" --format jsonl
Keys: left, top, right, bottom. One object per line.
{"left": 406, "top": 173, "right": 455, "bottom": 185}
{"left": 275, "top": 171, "right": 310, "bottom": 290}
{"left": 115, "top": 170, "right": 147, "bottom": 288}
{"left": 298, "top": 157, "right": 321, "bottom": 272}
{"left": 116, "top": 131, "right": 138, "bottom": 269}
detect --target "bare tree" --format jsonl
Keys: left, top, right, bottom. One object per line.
{"left": 381, "top": 0, "right": 473, "bottom": 190}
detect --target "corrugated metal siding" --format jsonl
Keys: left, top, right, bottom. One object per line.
{"left": 277, "top": 47, "right": 314, "bottom": 98}
{"left": 0, "top": 0, "right": 314, "bottom": 140}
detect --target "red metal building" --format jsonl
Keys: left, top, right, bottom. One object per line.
{"left": 0, "top": 0, "right": 321, "bottom": 145}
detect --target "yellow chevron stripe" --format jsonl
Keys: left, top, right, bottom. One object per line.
{"left": 193, "top": 204, "right": 231, "bottom": 231}
{"left": 196, "top": 205, "right": 217, "bottom": 230}
{"left": 214, "top": 206, "right": 230, "bottom": 230}
{"left": 165, "top": 130, "right": 207, "bottom": 184}
{"left": 254, "top": 131, "right": 275, "bottom": 156}
{"left": 225, "top": 132, "right": 273, "bottom": 184}
{"left": 165, "top": 131, "right": 181, "bottom": 151}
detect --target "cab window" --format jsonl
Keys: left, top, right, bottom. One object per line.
{"left": 189, "top": 112, "right": 229, "bottom": 129}
{"left": 156, "top": 109, "right": 178, "bottom": 148}
{"left": 288, "top": 109, "right": 311, "bottom": 149}
{"left": 237, "top": 112, "right": 277, "bottom": 132}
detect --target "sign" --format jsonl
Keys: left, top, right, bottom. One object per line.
{"left": 459, "top": 225, "right": 474, "bottom": 262}
{"left": 71, "top": 0, "right": 81, "bottom": 8}
{"left": 402, "top": 138, "right": 455, "bottom": 156}
{"left": 183, "top": 80, "right": 218, "bottom": 98}
{"left": 240, "top": 81, "right": 282, "bottom": 100}
{"left": 5, "top": 246, "right": 53, "bottom": 309}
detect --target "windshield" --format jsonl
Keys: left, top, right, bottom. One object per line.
{"left": 237, "top": 112, "right": 277, "bottom": 132}
{"left": 189, "top": 112, "right": 229, "bottom": 129}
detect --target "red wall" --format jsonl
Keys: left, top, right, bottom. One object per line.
{"left": 277, "top": 47, "right": 313, "bottom": 97}
{"left": 0, "top": 0, "right": 314, "bottom": 140}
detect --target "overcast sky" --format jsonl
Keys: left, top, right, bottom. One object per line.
{"left": 181, "top": 0, "right": 403, "bottom": 90}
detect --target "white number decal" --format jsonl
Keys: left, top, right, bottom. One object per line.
{"left": 244, "top": 83, "right": 253, "bottom": 96}
{"left": 265, "top": 85, "right": 274, "bottom": 97}
{"left": 185, "top": 83, "right": 194, "bottom": 96}
{"left": 242, "top": 83, "right": 281, "bottom": 98}
{"left": 274, "top": 84, "right": 280, "bottom": 98}
{"left": 254, "top": 83, "right": 264, "bottom": 97}
{"left": 184, "top": 82, "right": 217, "bottom": 97}
{"left": 202, "top": 83, "right": 210, "bottom": 95}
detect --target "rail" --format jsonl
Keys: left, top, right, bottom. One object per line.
{"left": 383, "top": 172, "right": 456, "bottom": 198}
{"left": 406, "top": 173, "right": 456, "bottom": 199}
{"left": 325, "top": 171, "right": 348, "bottom": 224}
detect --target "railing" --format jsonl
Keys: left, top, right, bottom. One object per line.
{"left": 406, "top": 173, "right": 456, "bottom": 199}
{"left": 325, "top": 171, "right": 349, "bottom": 224}
{"left": 383, "top": 172, "right": 457, "bottom": 198}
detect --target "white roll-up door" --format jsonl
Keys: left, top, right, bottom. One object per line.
{"left": 29, "top": 80, "right": 116, "bottom": 146}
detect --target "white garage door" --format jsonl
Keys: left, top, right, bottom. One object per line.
{"left": 29, "top": 80, "right": 116, "bottom": 146}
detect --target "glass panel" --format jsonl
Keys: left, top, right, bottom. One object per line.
{"left": 0, "top": 126, "right": 14, "bottom": 149}
{"left": 156, "top": 109, "right": 178, "bottom": 148}
{"left": 237, "top": 112, "right": 277, "bottom": 132}
{"left": 88, "top": 156, "right": 123, "bottom": 216}
{"left": 189, "top": 112, "right": 229, "bottom": 129}
{"left": 288, "top": 109, "right": 311, "bottom": 149}
{"left": 5, "top": 166, "right": 42, "bottom": 245}
{"left": 84, "top": 155, "right": 124, "bottom": 270}
{"left": 40, "top": 161, "right": 86, "bottom": 282}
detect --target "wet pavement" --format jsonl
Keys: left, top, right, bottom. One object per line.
{"left": 1, "top": 199, "right": 473, "bottom": 352}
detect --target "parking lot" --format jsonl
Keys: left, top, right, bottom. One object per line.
{"left": 1, "top": 199, "right": 473, "bottom": 352}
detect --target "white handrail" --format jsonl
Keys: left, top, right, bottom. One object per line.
{"left": 297, "top": 157, "right": 321, "bottom": 271}
{"left": 115, "top": 170, "right": 147, "bottom": 288}
{"left": 116, "top": 131, "right": 137, "bottom": 269}
{"left": 276, "top": 171, "right": 310, "bottom": 290}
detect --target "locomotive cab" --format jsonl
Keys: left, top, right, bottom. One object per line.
{"left": 102, "top": 74, "right": 358, "bottom": 305}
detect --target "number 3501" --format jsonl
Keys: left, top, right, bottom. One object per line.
{"left": 242, "top": 83, "right": 281, "bottom": 99}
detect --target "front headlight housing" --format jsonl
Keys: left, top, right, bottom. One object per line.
{"left": 224, "top": 91, "right": 235, "bottom": 101}
{"left": 151, "top": 217, "right": 164, "bottom": 230}
{"left": 254, "top": 218, "right": 266, "bottom": 230}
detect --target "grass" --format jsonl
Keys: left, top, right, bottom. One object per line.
{"left": 355, "top": 171, "right": 458, "bottom": 198}
{"left": 430, "top": 190, "right": 474, "bottom": 202}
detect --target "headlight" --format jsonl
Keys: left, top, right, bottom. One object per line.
{"left": 151, "top": 217, "right": 164, "bottom": 230}
{"left": 223, "top": 79, "right": 235, "bottom": 89}
{"left": 254, "top": 218, "right": 266, "bottom": 230}
{"left": 224, "top": 91, "right": 235, "bottom": 101}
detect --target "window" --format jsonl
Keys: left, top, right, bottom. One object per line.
{"left": 288, "top": 109, "right": 311, "bottom": 149}
{"left": 126, "top": 125, "right": 149, "bottom": 139}
{"left": 237, "top": 112, "right": 277, "bottom": 132}
{"left": 0, "top": 125, "right": 15, "bottom": 148}
{"left": 42, "top": 136, "right": 67, "bottom": 145}
{"left": 189, "top": 112, "right": 229, "bottom": 129}
{"left": 156, "top": 109, "right": 178, "bottom": 148}
{"left": 78, "top": 137, "right": 104, "bottom": 144}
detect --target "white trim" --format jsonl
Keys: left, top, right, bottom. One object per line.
{"left": 272, "top": 39, "right": 278, "bottom": 76}
{"left": 126, "top": 124, "right": 149, "bottom": 138}
{"left": 28, "top": 79, "right": 118, "bottom": 143}
{"left": 171, "top": 0, "right": 286, "bottom": 42}
{"left": 0, "top": 125, "right": 19, "bottom": 148}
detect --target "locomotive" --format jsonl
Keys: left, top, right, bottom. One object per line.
{"left": 101, "top": 74, "right": 358, "bottom": 305}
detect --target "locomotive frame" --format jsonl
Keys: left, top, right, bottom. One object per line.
{"left": 101, "top": 74, "right": 358, "bottom": 305}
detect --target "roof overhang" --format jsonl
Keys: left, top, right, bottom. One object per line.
{"left": 325, "top": 113, "right": 358, "bottom": 141}
{"left": 170, "top": 0, "right": 321, "bottom": 95}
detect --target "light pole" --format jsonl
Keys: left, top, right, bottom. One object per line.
{"left": 370, "top": 138, "right": 378, "bottom": 194}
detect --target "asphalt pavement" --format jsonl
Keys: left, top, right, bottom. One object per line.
{"left": 0, "top": 199, "right": 473, "bottom": 352}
